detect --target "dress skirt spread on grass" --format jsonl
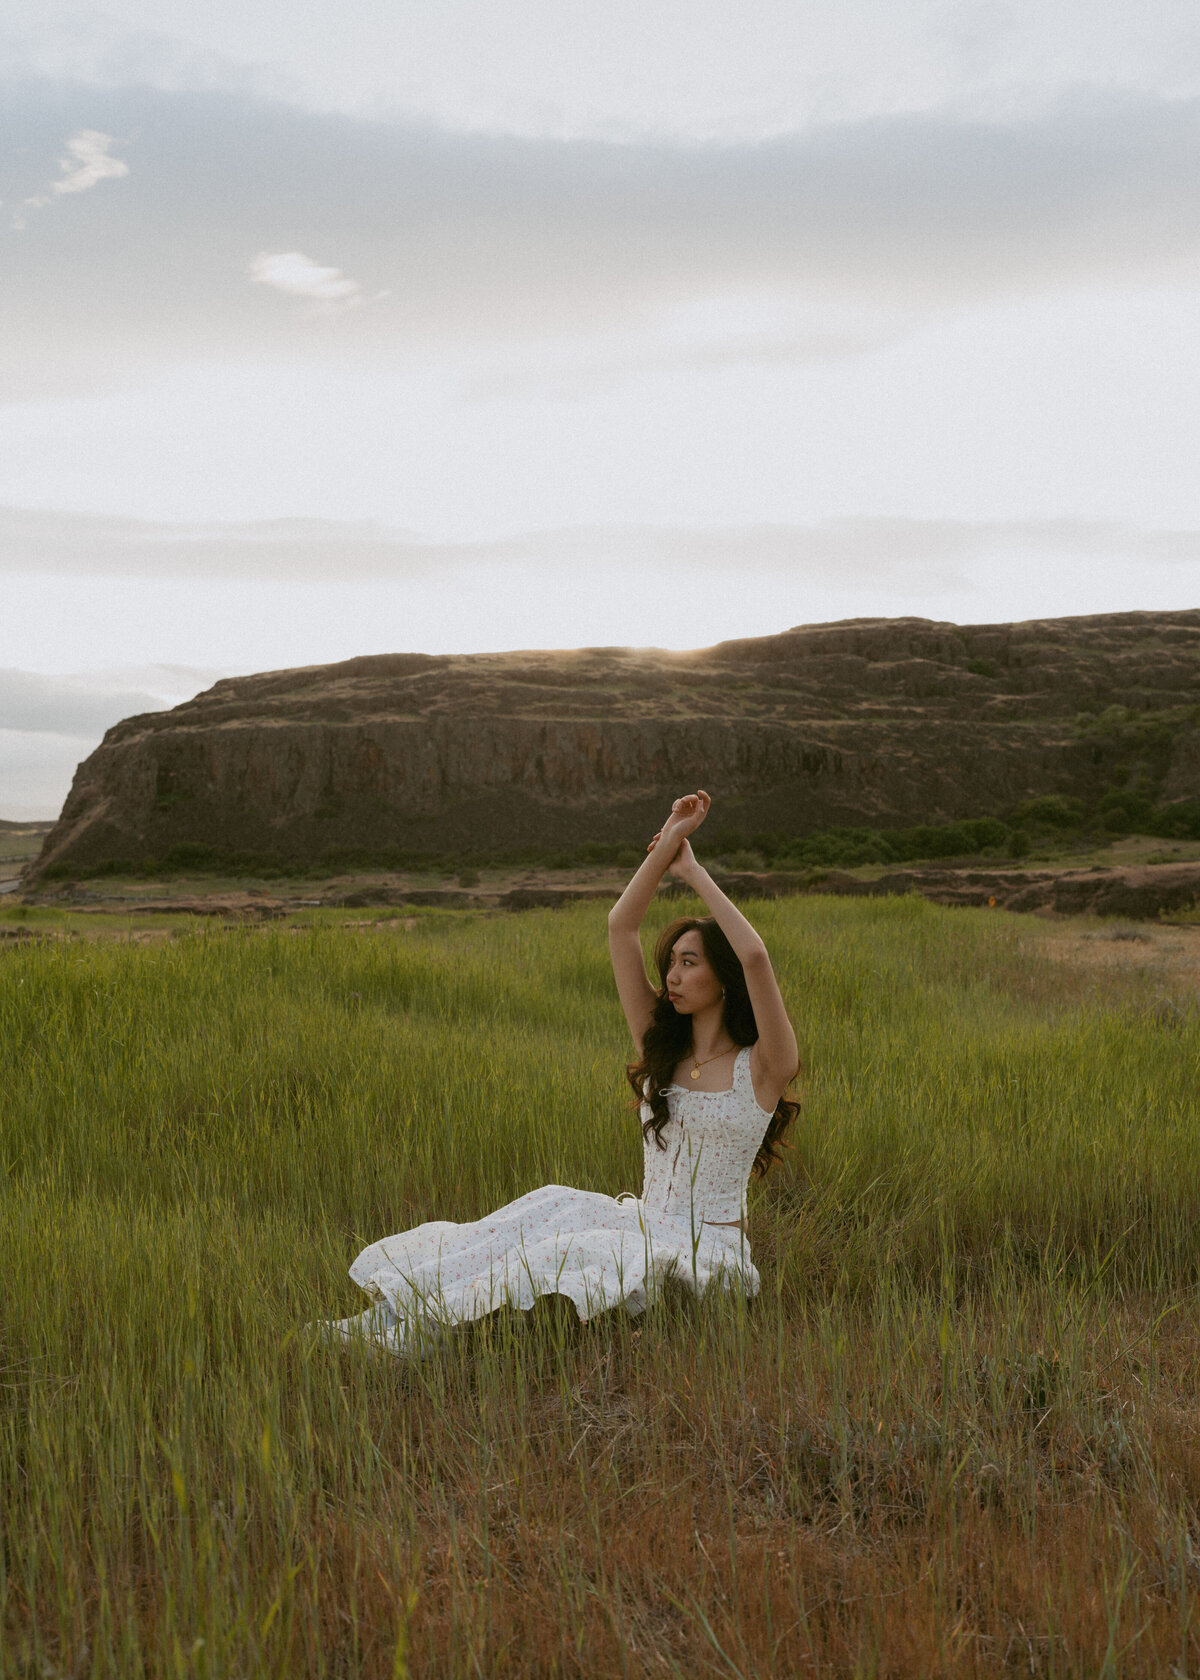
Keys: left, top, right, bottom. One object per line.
{"left": 324, "top": 1047, "right": 775, "bottom": 1356}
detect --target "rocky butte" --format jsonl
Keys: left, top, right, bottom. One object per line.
{"left": 33, "top": 610, "right": 1200, "bottom": 876}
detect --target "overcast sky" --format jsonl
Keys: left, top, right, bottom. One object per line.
{"left": 3, "top": 2, "right": 1200, "bottom": 817}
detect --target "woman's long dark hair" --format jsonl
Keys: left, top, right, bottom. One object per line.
{"left": 625, "top": 916, "right": 800, "bottom": 1179}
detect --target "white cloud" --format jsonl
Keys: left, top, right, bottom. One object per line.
{"left": 2, "top": 503, "right": 1199, "bottom": 585}
{"left": 249, "top": 250, "right": 362, "bottom": 307}
{"left": 7, "top": 126, "right": 129, "bottom": 228}
{"left": 50, "top": 129, "right": 128, "bottom": 196}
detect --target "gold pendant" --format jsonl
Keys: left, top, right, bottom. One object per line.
{"left": 690, "top": 1067, "right": 701, "bottom": 1080}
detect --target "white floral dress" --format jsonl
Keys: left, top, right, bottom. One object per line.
{"left": 323, "top": 1046, "right": 775, "bottom": 1356}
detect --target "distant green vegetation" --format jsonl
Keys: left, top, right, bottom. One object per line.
{"left": 710, "top": 795, "right": 1200, "bottom": 873}
{"left": 4, "top": 897, "right": 1200, "bottom": 1672}
{"left": 39, "top": 837, "right": 651, "bottom": 882}
{"left": 38, "top": 787, "right": 1200, "bottom": 884}
{"left": 709, "top": 815, "right": 1020, "bottom": 871}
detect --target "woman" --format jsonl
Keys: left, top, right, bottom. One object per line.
{"left": 321, "top": 790, "right": 800, "bottom": 1356}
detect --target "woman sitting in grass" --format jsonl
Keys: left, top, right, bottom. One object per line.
{"left": 321, "top": 790, "right": 800, "bottom": 1355}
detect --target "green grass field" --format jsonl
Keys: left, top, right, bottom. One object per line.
{"left": 3, "top": 895, "right": 1200, "bottom": 1677}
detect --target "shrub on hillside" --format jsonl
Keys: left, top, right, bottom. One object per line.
{"left": 1148, "top": 799, "right": 1200, "bottom": 841}
{"left": 1011, "top": 795, "right": 1085, "bottom": 830}
{"left": 1097, "top": 789, "right": 1155, "bottom": 833}
{"left": 761, "top": 816, "right": 1016, "bottom": 871}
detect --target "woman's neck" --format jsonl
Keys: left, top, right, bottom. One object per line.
{"left": 690, "top": 1007, "right": 732, "bottom": 1060}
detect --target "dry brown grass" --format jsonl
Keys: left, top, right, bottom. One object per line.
{"left": 22, "top": 1289, "right": 1198, "bottom": 1678}
{"left": 350, "top": 1298, "right": 1200, "bottom": 1677}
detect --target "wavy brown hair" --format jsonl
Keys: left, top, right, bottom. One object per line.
{"left": 624, "top": 916, "right": 800, "bottom": 1180}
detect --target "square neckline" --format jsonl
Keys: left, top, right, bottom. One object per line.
{"left": 660, "top": 1047, "right": 777, "bottom": 1119}
{"left": 664, "top": 1044, "right": 750, "bottom": 1099}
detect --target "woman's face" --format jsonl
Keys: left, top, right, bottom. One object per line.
{"left": 665, "top": 930, "right": 723, "bottom": 1016}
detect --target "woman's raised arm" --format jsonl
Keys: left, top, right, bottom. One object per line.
{"left": 607, "top": 791, "right": 710, "bottom": 1054}
{"left": 666, "top": 838, "right": 799, "bottom": 1110}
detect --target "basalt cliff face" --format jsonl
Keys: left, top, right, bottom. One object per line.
{"left": 34, "top": 610, "right": 1200, "bottom": 874}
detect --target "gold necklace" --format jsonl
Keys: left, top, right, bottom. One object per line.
{"left": 689, "top": 1044, "right": 736, "bottom": 1081}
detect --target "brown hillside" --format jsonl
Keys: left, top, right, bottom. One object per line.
{"left": 34, "top": 610, "right": 1200, "bottom": 874}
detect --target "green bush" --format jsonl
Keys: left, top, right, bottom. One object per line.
{"left": 1011, "top": 795, "right": 1085, "bottom": 830}
{"left": 721, "top": 850, "right": 767, "bottom": 871}
{"left": 1098, "top": 789, "right": 1154, "bottom": 833}
{"left": 1149, "top": 799, "right": 1200, "bottom": 841}
{"left": 958, "top": 817, "right": 1012, "bottom": 851}
{"left": 761, "top": 816, "right": 1016, "bottom": 872}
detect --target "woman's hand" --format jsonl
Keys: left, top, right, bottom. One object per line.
{"left": 648, "top": 792, "right": 708, "bottom": 855}
{"left": 647, "top": 791, "right": 710, "bottom": 869}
